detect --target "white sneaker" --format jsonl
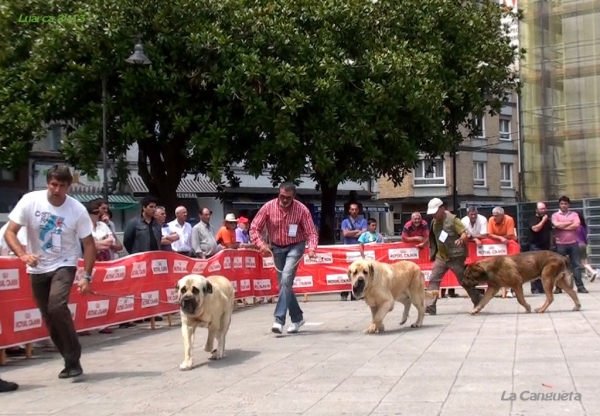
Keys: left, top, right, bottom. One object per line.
{"left": 507, "top": 289, "right": 514, "bottom": 298}
{"left": 287, "top": 320, "right": 305, "bottom": 334}
{"left": 271, "top": 322, "right": 283, "bottom": 334}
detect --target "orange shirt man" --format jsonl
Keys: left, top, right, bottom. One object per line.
{"left": 216, "top": 214, "right": 240, "bottom": 248}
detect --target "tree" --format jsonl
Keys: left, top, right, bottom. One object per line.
{"left": 0, "top": 0, "right": 520, "bottom": 238}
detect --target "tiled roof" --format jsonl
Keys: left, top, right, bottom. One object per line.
{"left": 127, "top": 176, "right": 218, "bottom": 195}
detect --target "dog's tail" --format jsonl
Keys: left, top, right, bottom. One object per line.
{"left": 561, "top": 255, "right": 575, "bottom": 289}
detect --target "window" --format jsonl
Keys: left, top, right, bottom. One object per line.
{"left": 501, "top": 163, "right": 513, "bottom": 188}
{"left": 474, "top": 116, "right": 485, "bottom": 138}
{"left": 414, "top": 159, "right": 445, "bottom": 186}
{"left": 0, "top": 169, "right": 14, "bottom": 182}
{"left": 473, "top": 162, "right": 487, "bottom": 187}
{"left": 499, "top": 119, "right": 511, "bottom": 141}
{"left": 49, "top": 124, "right": 62, "bottom": 151}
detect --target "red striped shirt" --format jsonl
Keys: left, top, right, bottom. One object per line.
{"left": 249, "top": 199, "right": 319, "bottom": 251}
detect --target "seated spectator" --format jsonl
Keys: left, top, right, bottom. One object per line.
{"left": 359, "top": 218, "right": 384, "bottom": 259}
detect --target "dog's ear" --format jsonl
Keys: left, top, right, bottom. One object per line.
{"left": 204, "top": 281, "right": 213, "bottom": 294}
{"left": 368, "top": 263, "right": 374, "bottom": 277}
{"left": 175, "top": 282, "right": 180, "bottom": 291}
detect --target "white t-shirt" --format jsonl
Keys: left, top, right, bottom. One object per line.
{"left": 8, "top": 190, "right": 93, "bottom": 274}
{"left": 0, "top": 222, "right": 29, "bottom": 256}
{"left": 461, "top": 214, "right": 488, "bottom": 238}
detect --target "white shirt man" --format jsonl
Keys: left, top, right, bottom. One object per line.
{"left": 169, "top": 206, "right": 193, "bottom": 255}
{"left": 0, "top": 222, "right": 28, "bottom": 256}
{"left": 461, "top": 208, "right": 488, "bottom": 246}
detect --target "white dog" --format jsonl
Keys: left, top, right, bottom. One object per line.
{"left": 175, "top": 274, "right": 235, "bottom": 370}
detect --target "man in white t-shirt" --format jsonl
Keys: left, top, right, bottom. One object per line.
{"left": 3, "top": 164, "right": 97, "bottom": 381}
{"left": 461, "top": 206, "right": 488, "bottom": 247}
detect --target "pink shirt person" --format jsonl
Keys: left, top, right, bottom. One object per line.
{"left": 552, "top": 210, "right": 580, "bottom": 245}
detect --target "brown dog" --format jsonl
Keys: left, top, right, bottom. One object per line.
{"left": 463, "top": 250, "right": 581, "bottom": 315}
{"left": 348, "top": 259, "right": 438, "bottom": 334}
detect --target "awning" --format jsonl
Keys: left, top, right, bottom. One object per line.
{"left": 70, "top": 194, "right": 140, "bottom": 211}
{"left": 127, "top": 176, "right": 218, "bottom": 197}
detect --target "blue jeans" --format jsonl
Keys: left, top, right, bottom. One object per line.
{"left": 556, "top": 243, "right": 584, "bottom": 289}
{"left": 272, "top": 242, "right": 305, "bottom": 325}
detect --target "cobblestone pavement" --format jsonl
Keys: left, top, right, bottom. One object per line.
{"left": 2, "top": 287, "right": 600, "bottom": 416}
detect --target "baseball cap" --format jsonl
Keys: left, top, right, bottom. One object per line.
{"left": 238, "top": 216, "right": 249, "bottom": 224}
{"left": 427, "top": 198, "right": 444, "bottom": 215}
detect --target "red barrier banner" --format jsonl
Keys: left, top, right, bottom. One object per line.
{"left": 0, "top": 239, "right": 519, "bottom": 349}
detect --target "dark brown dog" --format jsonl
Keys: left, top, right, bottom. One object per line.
{"left": 463, "top": 250, "right": 581, "bottom": 315}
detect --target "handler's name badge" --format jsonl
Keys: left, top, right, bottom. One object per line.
{"left": 288, "top": 224, "right": 298, "bottom": 238}
{"left": 51, "top": 232, "right": 62, "bottom": 253}
{"left": 438, "top": 230, "right": 448, "bottom": 243}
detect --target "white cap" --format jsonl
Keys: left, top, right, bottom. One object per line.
{"left": 427, "top": 198, "right": 444, "bottom": 215}
{"left": 224, "top": 213, "right": 238, "bottom": 222}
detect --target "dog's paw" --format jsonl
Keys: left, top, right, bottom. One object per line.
{"left": 410, "top": 323, "right": 421, "bottom": 328}
{"left": 364, "top": 324, "right": 378, "bottom": 334}
{"left": 573, "top": 304, "right": 582, "bottom": 312}
{"left": 399, "top": 318, "right": 408, "bottom": 325}
{"left": 469, "top": 308, "right": 480, "bottom": 315}
{"left": 534, "top": 307, "right": 544, "bottom": 313}
{"left": 525, "top": 305, "right": 532, "bottom": 313}
{"left": 179, "top": 360, "right": 193, "bottom": 371}
{"left": 209, "top": 350, "right": 224, "bottom": 360}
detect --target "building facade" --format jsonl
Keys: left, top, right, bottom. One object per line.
{"left": 377, "top": 102, "right": 520, "bottom": 235}
{"left": 520, "top": 0, "right": 600, "bottom": 201}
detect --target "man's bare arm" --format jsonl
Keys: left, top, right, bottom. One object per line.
{"left": 4, "top": 221, "right": 26, "bottom": 258}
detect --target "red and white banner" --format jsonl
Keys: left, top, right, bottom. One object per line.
{"left": 0, "top": 239, "right": 519, "bottom": 348}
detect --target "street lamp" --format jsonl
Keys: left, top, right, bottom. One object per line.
{"left": 102, "top": 38, "right": 151, "bottom": 204}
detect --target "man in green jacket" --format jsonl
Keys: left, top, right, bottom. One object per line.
{"left": 425, "top": 198, "right": 482, "bottom": 315}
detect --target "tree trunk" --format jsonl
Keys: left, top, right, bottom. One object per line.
{"left": 318, "top": 181, "right": 338, "bottom": 245}
{"left": 137, "top": 138, "right": 183, "bottom": 222}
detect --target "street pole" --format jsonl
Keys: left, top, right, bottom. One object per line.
{"left": 452, "top": 149, "right": 458, "bottom": 212}
{"left": 102, "top": 73, "right": 109, "bottom": 203}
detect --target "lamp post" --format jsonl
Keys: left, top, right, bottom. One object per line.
{"left": 102, "top": 37, "right": 152, "bottom": 204}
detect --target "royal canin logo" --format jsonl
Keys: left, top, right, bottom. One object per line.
{"left": 262, "top": 257, "right": 274, "bottom": 269}
{"left": 346, "top": 251, "right": 375, "bottom": 263}
{"left": 477, "top": 244, "right": 508, "bottom": 257}
{"left": 0, "top": 269, "right": 19, "bottom": 290}
{"left": 103, "top": 265, "right": 126, "bottom": 282}
{"left": 151, "top": 259, "right": 168, "bottom": 275}
{"left": 303, "top": 253, "right": 333, "bottom": 265}
{"left": 240, "top": 279, "right": 251, "bottom": 292}
{"left": 223, "top": 257, "right": 232, "bottom": 269}
{"left": 388, "top": 248, "right": 419, "bottom": 260}
{"left": 253, "top": 279, "right": 271, "bottom": 291}
{"left": 245, "top": 256, "right": 256, "bottom": 269}
{"left": 233, "top": 257, "right": 243, "bottom": 269}
{"left": 293, "top": 275, "right": 313, "bottom": 288}
{"left": 131, "top": 261, "right": 147, "bottom": 278}
{"left": 173, "top": 260, "right": 189, "bottom": 274}
{"left": 115, "top": 295, "right": 135, "bottom": 313}
{"left": 141, "top": 291, "right": 160, "bottom": 308}
{"left": 13, "top": 309, "right": 42, "bottom": 332}
{"left": 326, "top": 273, "right": 350, "bottom": 285}
{"left": 208, "top": 261, "right": 221, "bottom": 273}
{"left": 86, "top": 300, "right": 110, "bottom": 319}
{"left": 191, "top": 261, "right": 208, "bottom": 274}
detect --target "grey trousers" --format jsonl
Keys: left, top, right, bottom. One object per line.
{"left": 428, "top": 257, "right": 482, "bottom": 306}
{"left": 30, "top": 266, "right": 81, "bottom": 366}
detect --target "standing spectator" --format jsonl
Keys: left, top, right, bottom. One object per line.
{"left": 249, "top": 183, "right": 318, "bottom": 334}
{"left": 86, "top": 199, "right": 117, "bottom": 334}
{"left": 552, "top": 196, "right": 588, "bottom": 293}
{"left": 4, "top": 164, "right": 96, "bottom": 380}
{"left": 191, "top": 208, "right": 219, "bottom": 258}
{"left": 99, "top": 208, "right": 122, "bottom": 259}
{"left": 576, "top": 211, "right": 598, "bottom": 282}
{"left": 425, "top": 198, "right": 482, "bottom": 315}
{"left": 401, "top": 212, "right": 429, "bottom": 248}
{"left": 123, "top": 195, "right": 161, "bottom": 254}
{"left": 0, "top": 194, "right": 28, "bottom": 256}
{"left": 340, "top": 203, "right": 367, "bottom": 301}
{"left": 98, "top": 200, "right": 116, "bottom": 232}
{"left": 154, "top": 206, "right": 179, "bottom": 251}
{"left": 168, "top": 206, "right": 193, "bottom": 256}
{"left": 235, "top": 216, "right": 256, "bottom": 248}
{"left": 215, "top": 214, "right": 240, "bottom": 249}
{"left": 528, "top": 202, "right": 552, "bottom": 294}
{"left": 359, "top": 218, "right": 384, "bottom": 259}
{"left": 343, "top": 190, "right": 364, "bottom": 217}
{"left": 487, "top": 206, "right": 517, "bottom": 298}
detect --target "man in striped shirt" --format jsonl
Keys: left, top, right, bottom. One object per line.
{"left": 250, "top": 183, "right": 319, "bottom": 335}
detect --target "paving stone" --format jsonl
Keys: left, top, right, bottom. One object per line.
{"left": 0, "top": 289, "right": 599, "bottom": 416}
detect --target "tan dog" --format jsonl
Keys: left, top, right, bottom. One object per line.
{"left": 463, "top": 250, "right": 581, "bottom": 315}
{"left": 175, "top": 274, "right": 235, "bottom": 370}
{"left": 348, "top": 259, "right": 438, "bottom": 334}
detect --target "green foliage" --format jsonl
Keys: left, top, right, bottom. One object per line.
{"left": 0, "top": 0, "right": 520, "bottom": 201}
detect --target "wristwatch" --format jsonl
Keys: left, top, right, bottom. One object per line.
{"left": 83, "top": 273, "right": 92, "bottom": 282}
